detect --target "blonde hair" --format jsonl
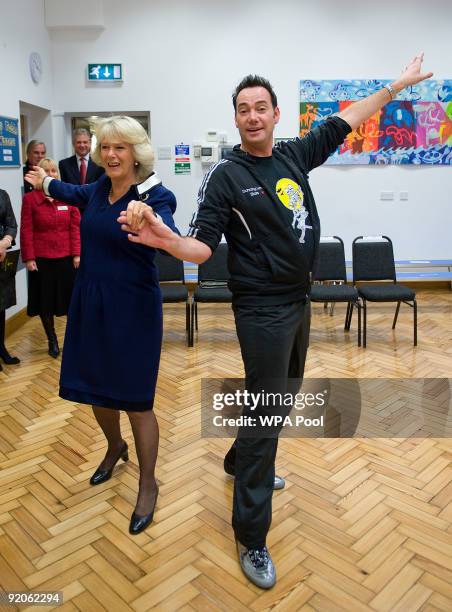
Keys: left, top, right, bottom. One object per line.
{"left": 38, "top": 157, "right": 60, "bottom": 180}
{"left": 92, "top": 116, "right": 154, "bottom": 182}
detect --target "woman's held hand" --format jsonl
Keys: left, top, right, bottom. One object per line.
{"left": 117, "top": 206, "right": 175, "bottom": 249}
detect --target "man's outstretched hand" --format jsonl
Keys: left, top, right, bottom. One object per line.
{"left": 398, "top": 52, "right": 433, "bottom": 88}
{"left": 338, "top": 52, "right": 433, "bottom": 130}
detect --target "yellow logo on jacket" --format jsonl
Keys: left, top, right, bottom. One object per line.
{"left": 275, "top": 178, "right": 312, "bottom": 245}
{"left": 275, "top": 178, "right": 304, "bottom": 210}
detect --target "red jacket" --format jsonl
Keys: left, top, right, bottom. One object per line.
{"left": 20, "top": 191, "right": 81, "bottom": 261}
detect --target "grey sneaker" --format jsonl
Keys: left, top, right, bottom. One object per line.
{"left": 273, "top": 475, "right": 286, "bottom": 490}
{"left": 236, "top": 541, "right": 276, "bottom": 589}
{"left": 224, "top": 459, "right": 286, "bottom": 490}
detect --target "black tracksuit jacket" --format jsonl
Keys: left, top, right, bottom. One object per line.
{"left": 188, "top": 116, "right": 351, "bottom": 306}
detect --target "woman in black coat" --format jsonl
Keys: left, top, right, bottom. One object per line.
{"left": 0, "top": 189, "right": 20, "bottom": 370}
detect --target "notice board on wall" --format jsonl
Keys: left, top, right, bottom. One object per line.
{"left": 0, "top": 116, "right": 20, "bottom": 167}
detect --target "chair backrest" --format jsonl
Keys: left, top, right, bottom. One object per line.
{"left": 154, "top": 251, "right": 185, "bottom": 283}
{"left": 198, "top": 242, "right": 230, "bottom": 283}
{"left": 352, "top": 236, "right": 396, "bottom": 283}
{"left": 313, "top": 236, "right": 347, "bottom": 282}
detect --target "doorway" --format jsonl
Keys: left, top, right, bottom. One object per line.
{"left": 19, "top": 101, "right": 52, "bottom": 164}
{"left": 65, "top": 112, "right": 151, "bottom": 155}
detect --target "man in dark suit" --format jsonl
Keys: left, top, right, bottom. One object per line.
{"left": 59, "top": 129, "right": 104, "bottom": 205}
{"left": 23, "top": 140, "right": 46, "bottom": 193}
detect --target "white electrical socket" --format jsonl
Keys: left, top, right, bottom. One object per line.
{"left": 400, "top": 191, "right": 409, "bottom": 201}
{"left": 380, "top": 191, "right": 394, "bottom": 201}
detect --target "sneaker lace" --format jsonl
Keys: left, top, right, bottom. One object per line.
{"left": 248, "top": 546, "right": 269, "bottom": 569}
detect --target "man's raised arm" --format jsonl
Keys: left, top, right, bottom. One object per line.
{"left": 337, "top": 52, "right": 433, "bottom": 130}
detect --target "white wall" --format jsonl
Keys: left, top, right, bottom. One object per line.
{"left": 0, "top": 0, "right": 54, "bottom": 316}
{"left": 48, "top": 0, "right": 452, "bottom": 259}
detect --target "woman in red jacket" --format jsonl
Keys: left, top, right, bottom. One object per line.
{"left": 21, "top": 158, "right": 81, "bottom": 357}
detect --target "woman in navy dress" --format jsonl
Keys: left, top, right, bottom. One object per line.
{"left": 25, "top": 116, "right": 178, "bottom": 535}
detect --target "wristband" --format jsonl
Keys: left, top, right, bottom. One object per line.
{"left": 383, "top": 83, "right": 395, "bottom": 100}
{"left": 43, "top": 176, "right": 54, "bottom": 196}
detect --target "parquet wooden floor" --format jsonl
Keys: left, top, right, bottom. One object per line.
{"left": 0, "top": 288, "right": 451, "bottom": 612}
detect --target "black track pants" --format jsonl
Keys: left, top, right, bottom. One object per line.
{"left": 227, "top": 299, "right": 311, "bottom": 549}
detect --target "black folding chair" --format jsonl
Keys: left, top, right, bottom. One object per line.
{"left": 191, "top": 243, "right": 232, "bottom": 346}
{"left": 155, "top": 251, "right": 190, "bottom": 346}
{"left": 352, "top": 236, "right": 417, "bottom": 348}
{"left": 310, "top": 237, "right": 361, "bottom": 346}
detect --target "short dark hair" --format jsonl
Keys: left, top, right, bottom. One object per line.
{"left": 232, "top": 75, "right": 278, "bottom": 111}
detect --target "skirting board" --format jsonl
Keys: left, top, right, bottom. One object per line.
{"left": 5, "top": 308, "right": 28, "bottom": 338}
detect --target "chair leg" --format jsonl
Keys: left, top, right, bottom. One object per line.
{"left": 363, "top": 300, "right": 367, "bottom": 348}
{"left": 329, "top": 303, "right": 335, "bottom": 316}
{"left": 344, "top": 302, "right": 350, "bottom": 330}
{"left": 189, "top": 300, "right": 195, "bottom": 347}
{"left": 195, "top": 302, "right": 198, "bottom": 331}
{"left": 345, "top": 302, "right": 353, "bottom": 331}
{"left": 413, "top": 299, "right": 417, "bottom": 346}
{"left": 185, "top": 301, "right": 190, "bottom": 346}
{"left": 357, "top": 302, "right": 362, "bottom": 347}
{"left": 392, "top": 301, "right": 401, "bottom": 329}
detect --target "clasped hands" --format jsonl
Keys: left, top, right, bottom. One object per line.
{"left": 117, "top": 200, "right": 173, "bottom": 250}
{"left": 121, "top": 201, "right": 151, "bottom": 232}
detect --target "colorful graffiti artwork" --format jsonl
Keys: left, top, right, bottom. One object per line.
{"left": 299, "top": 80, "right": 452, "bottom": 165}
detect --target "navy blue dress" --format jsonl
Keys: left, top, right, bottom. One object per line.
{"left": 48, "top": 174, "right": 178, "bottom": 411}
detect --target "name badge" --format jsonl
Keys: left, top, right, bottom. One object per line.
{"left": 57, "top": 205, "right": 68, "bottom": 211}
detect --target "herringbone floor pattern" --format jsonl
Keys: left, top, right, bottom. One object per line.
{"left": 0, "top": 289, "right": 451, "bottom": 611}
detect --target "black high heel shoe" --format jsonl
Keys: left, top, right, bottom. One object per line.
{"left": 129, "top": 484, "right": 159, "bottom": 535}
{"left": 0, "top": 348, "right": 20, "bottom": 365}
{"left": 89, "top": 441, "right": 129, "bottom": 486}
{"left": 47, "top": 335, "right": 60, "bottom": 359}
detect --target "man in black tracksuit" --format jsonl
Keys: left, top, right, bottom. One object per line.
{"left": 185, "top": 114, "right": 351, "bottom": 588}
{"left": 119, "top": 54, "right": 432, "bottom": 588}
